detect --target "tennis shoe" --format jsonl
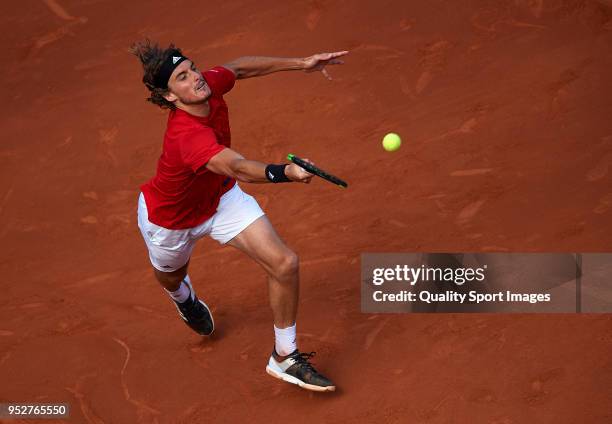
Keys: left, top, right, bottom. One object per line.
{"left": 173, "top": 278, "right": 214, "bottom": 336}
{"left": 266, "top": 349, "right": 335, "bottom": 392}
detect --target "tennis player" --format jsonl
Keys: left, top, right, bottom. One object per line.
{"left": 131, "top": 40, "right": 347, "bottom": 392}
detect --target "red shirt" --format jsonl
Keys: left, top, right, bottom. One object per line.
{"left": 140, "top": 66, "right": 237, "bottom": 229}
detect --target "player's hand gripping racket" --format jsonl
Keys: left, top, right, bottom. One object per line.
{"left": 287, "top": 154, "right": 348, "bottom": 188}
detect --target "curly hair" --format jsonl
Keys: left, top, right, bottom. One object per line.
{"left": 129, "top": 39, "right": 181, "bottom": 110}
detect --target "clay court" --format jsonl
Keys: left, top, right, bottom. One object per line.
{"left": 1, "top": 0, "right": 611, "bottom": 422}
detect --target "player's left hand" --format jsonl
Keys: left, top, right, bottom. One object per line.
{"left": 302, "top": 51, "right": 348, "bottom": 80}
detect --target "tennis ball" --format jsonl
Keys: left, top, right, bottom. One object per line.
{"left": 382, "top": 133, "right": 401, "bottom": 152}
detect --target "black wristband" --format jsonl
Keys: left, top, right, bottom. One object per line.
{"left": 265, "top": 164, "right": 292, "bottom": 183}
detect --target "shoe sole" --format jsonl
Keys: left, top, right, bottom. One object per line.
{"left": 265, "top": 365, "right": 336, "bottom": 392}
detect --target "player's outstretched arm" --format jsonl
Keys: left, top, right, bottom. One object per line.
{"left": 206, "top": 148, "right": 313, "bottom": 184}
{"left": 223, "top": 51, "right": 348, "bottom": 80}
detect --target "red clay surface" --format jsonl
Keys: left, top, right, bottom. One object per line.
{"left": 1, "top": 0, "right": 612, "bottom": 422}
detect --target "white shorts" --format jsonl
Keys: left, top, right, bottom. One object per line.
{"left": 137, "top": 184, "right": 265, "bottom": 272}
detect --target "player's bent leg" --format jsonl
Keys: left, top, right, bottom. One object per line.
{"left": 227, "top": 215, "right": 336, "bottom": 392}
{"left": 138, "top": 193, "right": 214, "bottom": 336}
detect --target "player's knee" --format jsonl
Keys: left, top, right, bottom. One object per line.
{"left": 275, "top": 251, "right": 299, "bottom": 279}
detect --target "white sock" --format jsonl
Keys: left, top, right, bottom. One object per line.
{"left": 166, "top": 276, "right": 192, "bottom": 303}
{"left": 274, "top": 323, "right": 297, "bottom": 357}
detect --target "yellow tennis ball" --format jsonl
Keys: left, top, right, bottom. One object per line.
{"left": 382, "top": 133, "right": 401, "bottom": 151}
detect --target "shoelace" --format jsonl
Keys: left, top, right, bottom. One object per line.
{"left": 291, "top": 351, "right": 318, "bottom": 372}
